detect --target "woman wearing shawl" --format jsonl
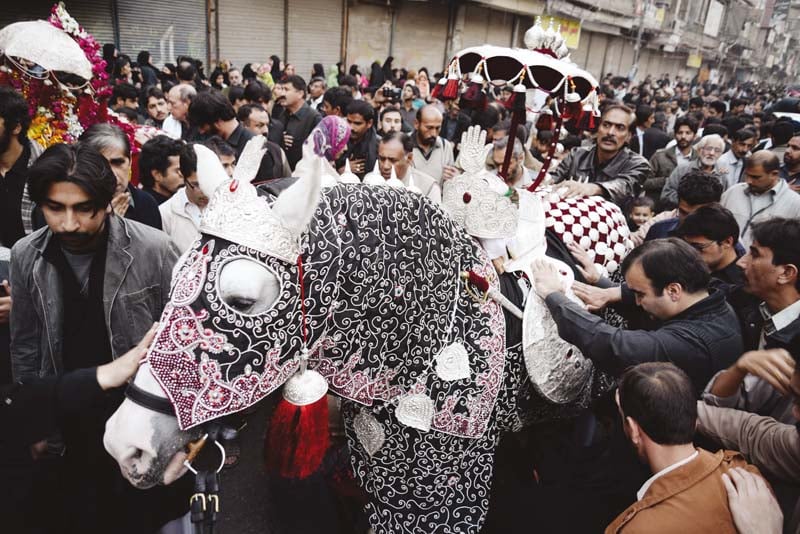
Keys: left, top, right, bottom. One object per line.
{"left": 326, "top": 64, "right": 340, "bottom": 88}
{"left": 369, "top": 61, "right": 385, "bottom": 88}
{"left": 270, "top": 54, "right": 283, "bottom": 83}
{"left": 416, "top": 68, "right": 431, "bottom": 100}
{"left": 294, "top": 115, "right": 351, "bottom": 186}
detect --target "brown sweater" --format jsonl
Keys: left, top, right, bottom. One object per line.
{"left": 606, "top": 448, "right": 763, "bottom": 534}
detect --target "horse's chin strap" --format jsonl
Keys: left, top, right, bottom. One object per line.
{"left": 125, "top": 382, "right": 177, "bottom": 417}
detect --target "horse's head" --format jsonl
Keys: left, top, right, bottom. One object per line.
{"left": 104, "top": 139, "right": 322, "bottom": 487}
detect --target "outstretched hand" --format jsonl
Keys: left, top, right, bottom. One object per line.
{"left": 722, "top": 467, "right": 782, "bottom": 534}
{"left": 458, "top": 125, "right": 489, "bottom": 175}
{"left": 531, "top": 259, "right": 566, "bottom": 299}
{"left": 0, "top": 280, "right": 11, "bottom": 324}
{"left": 96, "top": 324, "right": 158, "bottom": 390}
{"left": 572, "top": 281, "right": 621, "bottom": 312}
{"left": 567, "top": 241, "right": 600, "bottom": 284}
{"left": 734, "top": 349, "right": 795, "bottom": 396}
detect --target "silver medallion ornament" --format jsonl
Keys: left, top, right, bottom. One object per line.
{"left": 353, "top": 410, "right": 385, "bottom": 457}
{"left": 435, "top": 342, "right": 471, "bottom": 381}
{"left": 395, "top": 392, "right": 435, "bottom": 432}
{"left": 522, "top": 259, "right": 593, "bottom": 404}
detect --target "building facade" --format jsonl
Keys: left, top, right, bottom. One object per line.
{"left": 1, "top": 0, "right": 795, "bottom": 85}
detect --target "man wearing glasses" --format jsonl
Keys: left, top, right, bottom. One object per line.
{"left": 159, "top": 143, "right": 209, "bottom": 252}
{"left": 674, "top": 204, "right": 744, "bottom": 289}
{"left": 661, "top": 134, "right": 727, "bottom": 209}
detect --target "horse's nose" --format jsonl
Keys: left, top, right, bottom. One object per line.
{"left": 104, "top": 407, "right": 159, "bottom": 488}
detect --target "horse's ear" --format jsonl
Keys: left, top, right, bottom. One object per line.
{"left": 271, "top": 169, "right": 322, "bottom": 239}
{"left": 195, "top": 144, "right": 228, "bottom": 197}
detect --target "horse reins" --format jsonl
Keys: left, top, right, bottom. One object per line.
{"left": 125, "top": 382, "right": 238, "bottom": 534}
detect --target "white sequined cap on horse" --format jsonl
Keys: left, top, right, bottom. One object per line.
{"left": 196, "top": 137, "right": 301, "bottom": 262}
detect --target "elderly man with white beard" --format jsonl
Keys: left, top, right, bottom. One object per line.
{"left": 660, "top": 134, "right": 727, "bottom": 209}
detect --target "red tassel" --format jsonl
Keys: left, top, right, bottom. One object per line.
{"left": 442, "top": 78, "right": 459, "bottom": 99}
{"left": 266, "top": 395, "right": 329, "bottom": 479}
{"left": 431, "top": 83, "right": 442, "bottom": 100}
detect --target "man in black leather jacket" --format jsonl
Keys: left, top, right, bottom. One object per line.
{"left": 532, "top": 238, "right": 742, "bottom": 394}
{"left": 550, "top": 104, "right": 653, "bottom": 207}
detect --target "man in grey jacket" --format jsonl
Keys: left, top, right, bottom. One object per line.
{"left": 8, "top": 143, "right": 189, "bottom": 533}
{"left": 722, "top": 151, "right": 800, "bottom": 248}
{"left": 550, "top": 104, "right": 653, "bottom": 207}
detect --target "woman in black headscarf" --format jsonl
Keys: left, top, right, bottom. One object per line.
{"left": 311, "top": 63, "right": 325, "bottom": 80}
{"left": 369, "top": 61, "right": 385, "bottom": 88}
{"left": 270, "top": 55, "right": 283, "bottom": 82}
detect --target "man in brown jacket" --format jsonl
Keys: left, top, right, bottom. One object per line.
{"left": 606, "top": 362, "right": 767, "bottom": 534}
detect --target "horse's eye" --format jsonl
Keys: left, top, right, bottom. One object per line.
{"left": 228, "top": 297, "right": 257, "bottom": 313}
{"left": 218, "top": 258, "right": 281, "bottom": 315}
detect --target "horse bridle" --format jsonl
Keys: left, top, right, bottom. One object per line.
{"left": 125, "top": 382, "right": 236, "bottom": 534}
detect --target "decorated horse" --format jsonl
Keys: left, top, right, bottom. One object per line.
{"left": 103, "top": 20, "right": 635, "bottom": 534}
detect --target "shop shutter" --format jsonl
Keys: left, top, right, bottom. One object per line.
{"left": 0, "top": 0, "right": 115, "bottom": 52}
{"left": 287, "top": 0, "right": 342, "bottom": 82}
{"left": 217, "top": 0, "right": 284, "bottom": 69}
{"left": 117, "top": 0, "right": 207, "bottom": 67}
{"left": 392, "top": 2, "right": 448, "bottom": 73}
{"left": 346, "top": 3, "right": 391, "bottom": 74}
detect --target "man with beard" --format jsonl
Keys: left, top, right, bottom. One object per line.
{"left": 0, "top": 87, "right": 42, "bottom": 249}
{"left": 717, "top": 128, "right": 758, "bottom": 190}
{"left": 551, "top": 104, "right": 652, "bottom": 207}
{"left": 411, "top": 105, "right": 457, "bottom": 185}
{"left": 143, "top": 86, "right": 169, "bottom": 129}
{"left": 722, "top": 151, "right": 800, "bottom": 247}
{"left": 780, "top": 133, "right": 800, "bottom": 190}
{"left": 661, "top": 134, "right": 726, "bottom": 209}
{"left": 9, "top": 143, "right": 189, "bottom": 533}
{"left": 606, "top": 362, "right": 767, "bottom": 534}
{"left": 646, "top": 116, "right": 698, "bottom": 204}
{"left": 701, "top": 218, "right": 800, "bottom": 426}
{"left": 272, "top": 75, "right": 321, "bottom": 170}
{"left": 343, "top": 100, "right": 377, "bottom": 179}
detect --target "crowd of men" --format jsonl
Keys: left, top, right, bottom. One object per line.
{"left": 1, "top": 46, "right": 800, "bottom": 534}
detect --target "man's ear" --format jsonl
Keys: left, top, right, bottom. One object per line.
{"left": 665, "top": 282, "right": 682, "bottom": 301}
{"left": 778, "top": 264, "right": 798, "bottom": 288}
{"left": 626, "top": 416, "right": 642, "bottom": 445}
{"left": 414, "top": 119, "right": 420, "bottom": 131}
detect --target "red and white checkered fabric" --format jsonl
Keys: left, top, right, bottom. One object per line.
{"left": 536, "top": 191, "right": 634, "bottom": 274}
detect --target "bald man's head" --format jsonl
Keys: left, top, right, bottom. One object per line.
{"left": 747, "top": 150, "right": 781, "bottom": 172}
{"left": 415, "top": 105, "right": 443, "bottom": 147}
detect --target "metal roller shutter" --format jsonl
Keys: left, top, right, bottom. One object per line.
{"left": 461, "top": 4, "right": 514, "bottom": 48}
{"left": 217, "top": 0, "right": 283, "bottom": 69}
{"left": 392, "top": 2, "right": 448, "bottom": 74}
{"left": 287, "top": 0, "right": 342, "bottom": 82}
{"left": 346, "top": 3, "right": 391, "bottom": 74}
{"left": 0, "top": 0, "right": 115, "bottom": 51}
{"left": 117, "top": 0, "right": 207, "bottom": 67}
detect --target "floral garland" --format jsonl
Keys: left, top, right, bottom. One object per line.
{"left": 0, "top": 3, "right": 139, "bottom": 151}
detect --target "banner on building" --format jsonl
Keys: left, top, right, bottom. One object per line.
{"left": 687, "top": 53, "right": 703, "bottom": 68}
{"left": 703, "top": 0, "right": 724, "bottom": 37}
{"left": 539, "top": 15, "right": 581, "bottom": 49}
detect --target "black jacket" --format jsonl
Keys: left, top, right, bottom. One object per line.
{"left": 628, "top": 127, "right": 670, "bottom": 160}
{"left": 126, "top": 184, "right": 163, "bottom": 230}
{"left": 545, "top": 289, "right": 742, "bottom": 394}
{"left": 550, "top": 146, "right": 653, "bottom": 206}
